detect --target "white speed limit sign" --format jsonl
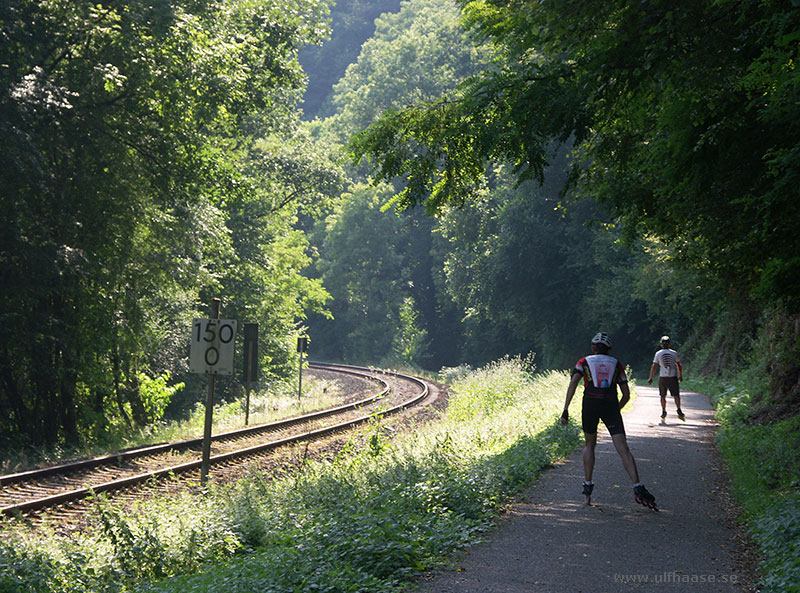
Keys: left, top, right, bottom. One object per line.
{"left": 190, "top": 318, "right": 237, "bottom": 375}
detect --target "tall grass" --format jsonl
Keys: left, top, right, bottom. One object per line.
{"left": 686, "top": 375, "right": 800, "bottom": 593}
{"left": 0, "top": 358, "right": 580, "bottom": 593}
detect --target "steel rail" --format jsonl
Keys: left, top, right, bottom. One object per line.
{"left": 1, "top": 363, "right": 428, "bottom": 517}
{"left": 0, "top": 363, "right": 386, "bottom": 489}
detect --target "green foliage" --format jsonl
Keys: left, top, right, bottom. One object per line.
{"left": 391, "top": 296, "right": 430, "bottom": 366}
{"left": 695, "top": 365, "right": 800, "bottom": 592}
{"left": 310, "top": 182, "right": 409, "bottom": 362}
{"left": 0, "top": 358, "right": 340, "bottom": 474}
{"left": 138, "top": 373, "right": 184, "bottom": 424}
{"left": 0, "top": 359, "right": 580, "bottom": 593}
{"left": 95, "top": 495, "right": 242, "bottom": 581}
{"left": 306, "top": 0, "right": 500, "bottom": 369}
{"left": 757, "top": 307, "right": 800, "bottom": 412}
{"left": 323, "top": 0, "right": 492, "bottom": 144}
{"left": 0, "top": 0, "right": 339, "bottom": 448}
{"left": 0, "top": 531, "right": 60, "bottom": 593}
{"left": 718, "top": 413, "right": 800, "bottom": 512}
{"left": 348, "top": 0, "right": 800, "bottom": 310}
{"left": 436, "top": 163, "right": 630, "bottom": 367}
{"left": 752, "top": 500, "right": 800, "bottom": 593}
{"left": 325, "top": 0, "right": 754, "bottom": 372}
{"left": 299, "top": 0, "right": 404, "bottom": 118}
{"left": 447, "top": 355, "right": 536, "bottom": 420}
{"left": 718, "top": 411, "right": 800, "bottom": 592}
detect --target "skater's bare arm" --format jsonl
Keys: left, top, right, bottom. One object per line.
{"left": 618, "top": 382, "right": 631, "bottom": 410}
{"left": 562, "top": 373, "right": 582, "bottom": 425}
{"left": 647, "top": 363, "right": 658, "bottom": 384}
{"left": 677, "top": 360, "right": 683, "bottom": 382}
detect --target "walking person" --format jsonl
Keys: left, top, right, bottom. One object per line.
{"left": 561, "top": 332, "right": 657, "bottom": 510}
{"left": 648, "top": 335, "right": 684, "bottom": 421}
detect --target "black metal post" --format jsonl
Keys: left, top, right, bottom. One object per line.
{"left": 200, "top": 298, "right": 221, "bottom": 485}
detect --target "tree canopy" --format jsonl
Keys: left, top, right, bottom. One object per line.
{"left": 0, "top": 0, "right": 338, "bottom": 447}
{"left": 5, "top": 0, "right": 799, "bottom": 448}
{"left": 306, "top": 0, "right": 697, "bottom": 370}
{"left": 348, "top": 0, "right": 800, "bottom": 309}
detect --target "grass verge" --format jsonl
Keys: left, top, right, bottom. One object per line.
{"left": 686, "top": 376, "right": 800, "bottom": 593}
{"left": 0, "top": 357, "right": 580, "bottom": 593}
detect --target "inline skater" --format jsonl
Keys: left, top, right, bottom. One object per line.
{"left": 561, "top": 332, "right": 657, "bottom": 510}
{"left": 648, "top": 335, "right": 684, "bottom": 421}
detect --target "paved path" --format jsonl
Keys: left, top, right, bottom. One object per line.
{"left": 415, "top": 386, "right": 749, "bottom": 592}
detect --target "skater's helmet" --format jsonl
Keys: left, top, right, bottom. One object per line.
{"left": 660, "top": 335, "right": 671, "bottom": 346}
{"left": 591, "top": 332, "right": 612, "bottom": 348}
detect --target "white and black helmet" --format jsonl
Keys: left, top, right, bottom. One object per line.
{"left": 660, "top": 335, "right": 671, "bottom": 345}
{"left": 591, "top": 332, "right": 612, "bottom": 348}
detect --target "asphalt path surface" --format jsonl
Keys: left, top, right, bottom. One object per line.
{"left": 415, "top": 385, "right": 752, "bottom": 593}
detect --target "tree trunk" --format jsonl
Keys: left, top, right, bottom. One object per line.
{"left": 0, "top": 350, "right": 34, "bottom": 437}
{"left": 59, "top": 344, "right": 79, "bottom": 444}
{"left": 126, "top": 364, "right": 148, "bottom": 426}
{"left": 112, "top": 345, "right": 133, "bottom": 428}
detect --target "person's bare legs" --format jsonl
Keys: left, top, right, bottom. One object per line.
{"left": 611, "top": 432, "right": 640, "bottom": 484}
{"left": 669, "top": 380, "right": 684, "bottom": 418}
{"left": 660, "top": 378, "right": 683, "bottom": 416}
{"left": 673, "top": 381, "right": 682, "bottom": 409}
{"left": 582, "top": 432, "right": 597, "bottom": 482}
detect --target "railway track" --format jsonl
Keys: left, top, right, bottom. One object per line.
{"left": 0, "top": 362, "right": 434, "bottom": 519}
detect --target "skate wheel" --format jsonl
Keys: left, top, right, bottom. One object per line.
{"left": 636, "top": 496, "right": 659, "bottom": 511}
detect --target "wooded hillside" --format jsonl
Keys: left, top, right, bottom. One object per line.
{"left": 2, "top": 0, "right": 797, "bottom": 452}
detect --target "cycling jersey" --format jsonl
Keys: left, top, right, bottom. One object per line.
{"left": 653, "top": 348, "right": 681, "bottom": 377}
{"left": 572, "top": 354, "right": 628, "bottom": 400}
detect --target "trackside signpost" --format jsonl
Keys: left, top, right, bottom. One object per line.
{"left": 297, "top": 336, "right": 308, "bottom": 399}
{"left": 189, "top": 298, "right": 237, "bottom": 484}
{"left": 242, "top": 323, "right": 259, "bottom": 426}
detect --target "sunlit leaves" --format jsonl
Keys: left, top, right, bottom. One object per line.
{"left": 347, "top": 0, "right": 800, "bottom": 309}
{"left": 0, "top": 0, "right": 335, "bottom": 445}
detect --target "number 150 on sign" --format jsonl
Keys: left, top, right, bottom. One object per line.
{"left": 190, "top": 318, "right": 237, "bottom": 375}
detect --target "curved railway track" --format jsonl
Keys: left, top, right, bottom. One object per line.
{"left": 0, "top": 362, "right": 435, "bottom": 519}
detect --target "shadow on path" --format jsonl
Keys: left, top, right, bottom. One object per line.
{"left": 414, "top": 386, "right": 749, "bottom": 593}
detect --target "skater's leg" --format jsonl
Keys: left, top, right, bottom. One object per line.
{"left": 668, "top": 378, "right": 684, "bottom": 419}
{"left": 582, "top": 432, "right": 597, "bottom": 482}
{"left": 658, "top": 378, "right": 667, "bottom": 414}
{"left": 611, "top": 432, "right": 640, "bottom": 484}
{"left": 667, "top": 377, "right": 679, "bottom": 407}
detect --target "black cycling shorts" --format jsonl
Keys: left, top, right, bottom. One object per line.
{"left": 658, "top": 376, "right": 680, "bottom": 399}
{"left": 582, "top": 396, "right": 625, "bottom": 435}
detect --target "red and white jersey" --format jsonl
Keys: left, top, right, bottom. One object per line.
{"left": 572, "top": 354, "right": 627, "bottom": 399}
{"left": 653, "top": 348, "right": 681, "bottom": 377}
